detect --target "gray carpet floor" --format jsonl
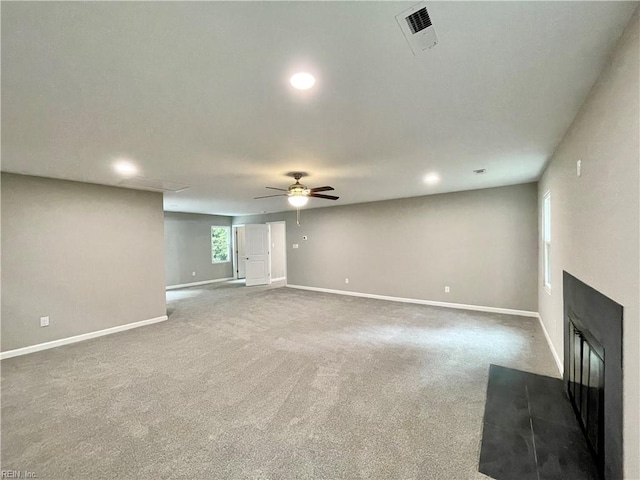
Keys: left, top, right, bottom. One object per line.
{"left": 1, "top": 281, "right": 559, "bottom": 479}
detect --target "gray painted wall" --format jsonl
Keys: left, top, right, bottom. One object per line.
{"left": 235, "top": 183, "right": 538, "bottom": 312}
{"left": 164, "top": 211, "right": 233, "bottom": 286}
{"left": 1, "top": 173, "right": 166, "bottom": 352}
{"left": 538, "top": 9, "right": 639, "bottom": 477}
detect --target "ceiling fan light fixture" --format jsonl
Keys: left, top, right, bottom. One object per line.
{"left": 288, "top": 195, "right": 309, "bottom": 207}
{"left": 256, "top": 173, "right": 338, "bottom": 208}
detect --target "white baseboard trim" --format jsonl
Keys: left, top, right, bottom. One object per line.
{"left": 0, "top": 315, "right": 168, "bottom": 360}
{"left": 536, "top": 313, "right": 564, "bottom": 375}
{"left": 286, "top": 285, "right": 539, "bottom": 318}
{"left": 166, "top": 277, "right": 234, "bottom": 290}
{"left": 271, "top": 277, "right": 287, "bottom": 283}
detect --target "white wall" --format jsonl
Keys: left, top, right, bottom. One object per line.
{"left": 538, "top": 9, "right": 639, "bottom": 477}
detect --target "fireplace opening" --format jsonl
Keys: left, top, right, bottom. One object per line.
{"left": 568, "top": 316, "right": 605, "bottom": 476}
{"left": 563, "top": 271, "right": 623, "bottom": 480}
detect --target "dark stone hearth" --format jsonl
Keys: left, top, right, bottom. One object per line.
{"left": 478, "top": 365, "right": 599, "bottom": 480}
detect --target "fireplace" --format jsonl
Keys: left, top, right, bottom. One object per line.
{"left": 568, "top": 315, "right": 605, "bottom": 472}
{"left": 563, "top": 272, "right": 623, "bottom": 480}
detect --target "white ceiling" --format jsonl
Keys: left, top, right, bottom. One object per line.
{"left": 2, "top": 1, "right": 636, "bottom": 215}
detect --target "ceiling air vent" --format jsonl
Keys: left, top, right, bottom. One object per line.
{"left": 406, "top": 7, "right": 432, "bottom": 34}
{"left": 396, "top": 2, "right": 438, "bottom": 55}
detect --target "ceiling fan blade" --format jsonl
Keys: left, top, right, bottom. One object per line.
{"left": 309, "top": 186, "right": 334, "bottom": 193}
{"left": 265, "top": 187, "right": 288, "bottom": 192}
{"left": 309, "top": 193, "right": 339, "bottom": 200}
{"left": 254, "top": 194, "right": 288, "bottom": 199}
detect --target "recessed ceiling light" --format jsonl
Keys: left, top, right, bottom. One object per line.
{"left": 424, "top": 173, "right": 440, "bottom": 185}
{"left": 290, "top": 72, "right": 315, "bottom": 90}
{"left": 114, "top": 159, "right": 138, "bottom": 177}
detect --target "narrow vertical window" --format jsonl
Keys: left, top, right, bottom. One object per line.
{"left": 211, "top": 226, "right": 231, "bottom": 263}
{"left": 543, "top": 191, "right": 551, "bottom": 290}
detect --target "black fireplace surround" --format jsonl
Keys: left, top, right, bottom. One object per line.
{"left": 563, "top": 272, "right": 623, "bottom": 480}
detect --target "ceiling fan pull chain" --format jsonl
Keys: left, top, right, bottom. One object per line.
{"left": 296, "top": 207, "right": 301, "bottom": 226}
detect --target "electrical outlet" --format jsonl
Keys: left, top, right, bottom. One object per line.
{"left": 293, "top": 244, "right": 299, "bottom": 249}
{"left": 192, "top": 271, "right": 196, "bottom": 277}
{"left": 345, "top": 278, "right": 349, "bottom": 284}
{"left": 445, "top": 286, "right": 450, "bottom": 293}
{"left": 40, "top": 316, "right": 50, "bottom": 327}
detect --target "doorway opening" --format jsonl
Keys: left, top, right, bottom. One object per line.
{"left": 266, "top": 221, "right": 287, "bottom": 283}
{"left": 233, "top": 222, "right": 287, "bottom": 286}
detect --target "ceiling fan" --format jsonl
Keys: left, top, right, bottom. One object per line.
{"left": 254, "top": 172, "right": 339, "bottom": 208}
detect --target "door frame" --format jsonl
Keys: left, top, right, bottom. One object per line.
{"left": 233, "top": 222, "right": 286, "bottom": 282}
{"left": 232, "top": 224, "right": 244, "bottom": 280}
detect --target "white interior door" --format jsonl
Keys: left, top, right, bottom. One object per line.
{"left": 244, "top": 224, "right": 270, "bottom": 286}
{"left": 235, "top": 226, "right": 246, "bottom": 279}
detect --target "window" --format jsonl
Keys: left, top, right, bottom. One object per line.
{"left": 543, "top": 191, "right": 551, "bottom": 291}
{"left": 211, "top": 226, "right": 231, "bottom": 263}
